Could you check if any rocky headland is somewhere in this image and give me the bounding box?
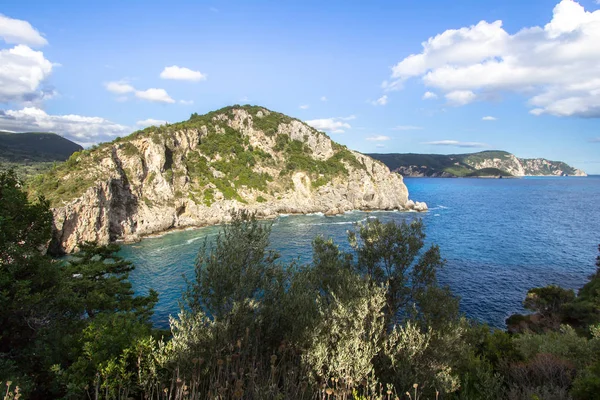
[368,151,587,178]
[28,105,426,253]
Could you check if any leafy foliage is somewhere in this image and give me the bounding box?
[0,172,158,398]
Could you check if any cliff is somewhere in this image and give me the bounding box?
[28,105,426,253]
[368,151,587,178]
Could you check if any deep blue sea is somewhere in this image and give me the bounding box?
[120,176,600,329]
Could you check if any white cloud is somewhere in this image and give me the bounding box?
[0,44,54,104]
[179,99,194,105]
[320,96,327,101]
[305,117,352,133]
[392,125,423,131]
[366,135,391,141]
[0,107,130,145]
[372,95,388,106]
[105,81,135,94]
[375,144,386,148]
[445,90,476,106]
[299,104,310,109]
[135,88,175,103]
[160,65,207,82]
[387,0,600,117]
[422,91,438,100]
[0,14,47,47]
[422,140,488,148]
[105,82,176,103]
[137,118,168,127]
[482,116,497,121]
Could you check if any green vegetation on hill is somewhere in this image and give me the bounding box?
[369,150,583,177]
[467,167,513,177]
[0,131,83,178]
[27,105,364,207]
[367,152,492,177]
[4,173,600,399]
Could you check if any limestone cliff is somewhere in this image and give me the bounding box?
[463,152,587,177]
[30,105,425,253]
[369,151,586,178]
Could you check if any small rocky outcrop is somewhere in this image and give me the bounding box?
[33,105,426,253]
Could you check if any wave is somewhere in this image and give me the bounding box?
[295,216,372,227]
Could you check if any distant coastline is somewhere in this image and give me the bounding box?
[369,150,587,178]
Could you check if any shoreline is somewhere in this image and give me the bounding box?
[116,207,426,245]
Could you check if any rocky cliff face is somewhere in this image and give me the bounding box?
[369,151,586,178]
[36,106,426,253]
[464,153,587,177]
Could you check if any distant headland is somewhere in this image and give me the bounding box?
[368,150,587,178]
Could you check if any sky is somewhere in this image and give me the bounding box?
[1,0,600,173]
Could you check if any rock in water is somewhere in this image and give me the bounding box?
[31,105,425,253]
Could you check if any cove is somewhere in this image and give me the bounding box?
[120,176,600,329]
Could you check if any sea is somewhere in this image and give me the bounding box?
[120,176,600,329]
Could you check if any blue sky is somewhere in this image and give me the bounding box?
[1,0,600,173]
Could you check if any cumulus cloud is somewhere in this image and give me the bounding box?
[422,140,488,148]
[299,104,310,109]
[0,107,131,145]
[0,14,47,47]
[446,90,476,106]
[372,95,388,106]
[305,116,353,133]
[105,81,135,94]
[482,116,497,121]
[105,81,176,104]
[160,65,207,82]
[136,118,168,127]
[0,45,54,104]
[392,125,423,131]
[366,135,391,141]
[387,0,600,117]
[135,88,175,103]
[422,91,438,100]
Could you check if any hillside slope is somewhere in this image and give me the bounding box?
[0,131,83,177]
[29,105,426,253]
[368,151,586,177]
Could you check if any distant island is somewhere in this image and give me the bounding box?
[368,150,587,178]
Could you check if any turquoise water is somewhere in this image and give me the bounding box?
[120,176,600,329]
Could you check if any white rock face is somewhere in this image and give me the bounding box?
[50,107,426,253]
[464,153,587,177]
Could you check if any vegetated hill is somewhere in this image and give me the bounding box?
[30,105,426,253]
[0,131,83,177]
[368,150,587,177]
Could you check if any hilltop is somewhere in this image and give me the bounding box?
[368,150,587,178]
[30,105,426,253]
[0,131,83,177]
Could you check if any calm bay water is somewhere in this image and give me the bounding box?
[120,176,600,329]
